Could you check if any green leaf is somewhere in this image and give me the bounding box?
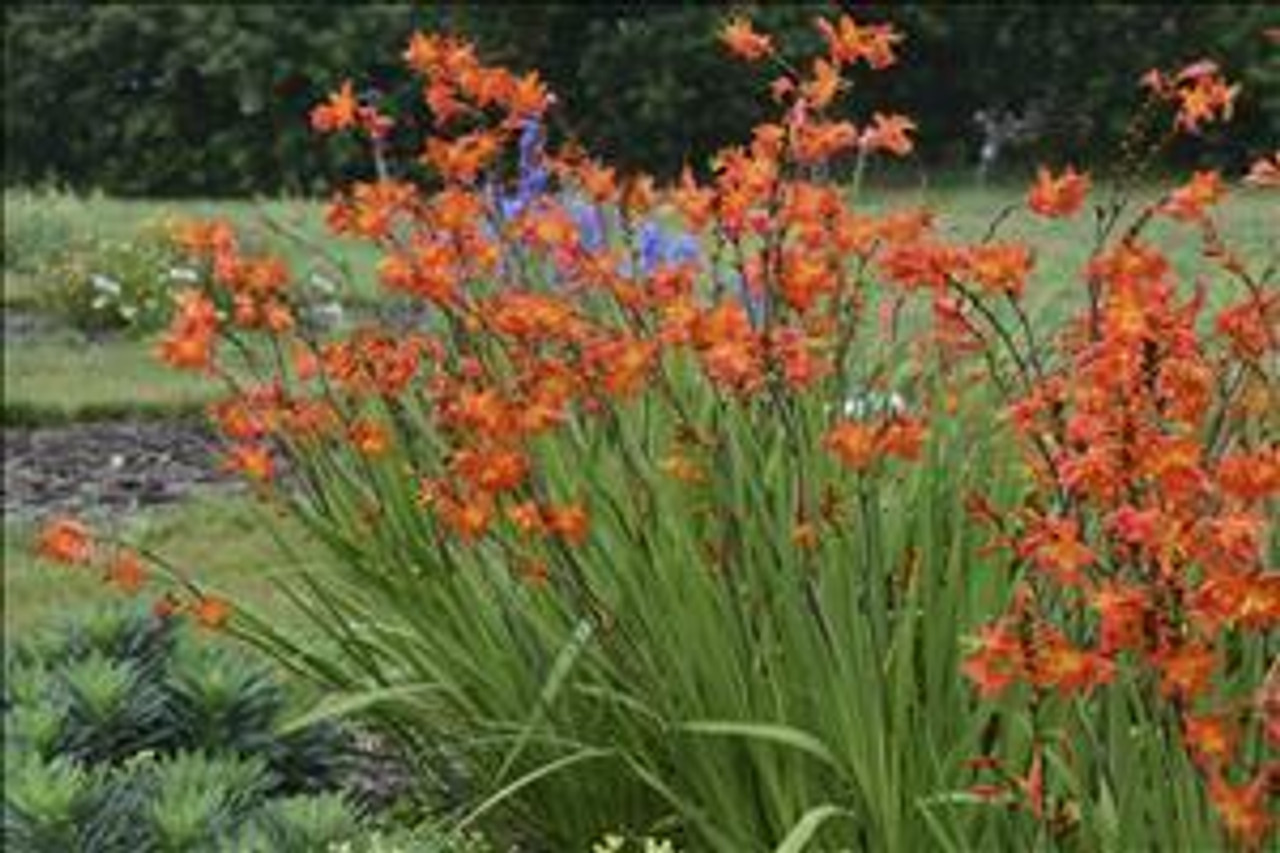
[277,682,448,735]
[678,720,841,771]
[773,804,855,853]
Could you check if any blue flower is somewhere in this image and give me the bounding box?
[567,197,607,253]
[515,119,548,201]
[633,220,703,276]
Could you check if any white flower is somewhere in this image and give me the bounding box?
[593,834,626,853]
[840,389,908,419]
[168,266,199,282]
[310,272,338,293]
[90,273,122,296]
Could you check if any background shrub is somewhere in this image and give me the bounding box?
[36,228,191,336]
[2,191,77,276]
[5,4,1276,195]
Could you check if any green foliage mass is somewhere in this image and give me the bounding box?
[5,4,1276,195]
[2,603,367,852]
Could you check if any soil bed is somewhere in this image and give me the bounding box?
[4,417,235,520]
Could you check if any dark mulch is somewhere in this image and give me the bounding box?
[3,417,236,520]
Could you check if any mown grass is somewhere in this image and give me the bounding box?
[3,190,383,303]
[3,495,323,634]
[2,331,223,426]
[5,182,1273,313]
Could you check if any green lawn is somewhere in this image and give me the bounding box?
[4,495,325,634]
[5,182,1273,312]
[3,190,383,305]
[3,331,223,425]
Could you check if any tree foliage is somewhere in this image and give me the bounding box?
[5,3,1276,195]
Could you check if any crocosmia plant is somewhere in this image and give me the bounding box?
[40,13,1277,850]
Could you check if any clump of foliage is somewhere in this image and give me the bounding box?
[5,6,1276,194]
[2,190,77,278]
[37,226,193,335]
[2,602,368,851]
[36,10,1278,852]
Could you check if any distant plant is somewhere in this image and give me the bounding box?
[2,190,77,277]
[37,226,194,335]
[2,602,368,851]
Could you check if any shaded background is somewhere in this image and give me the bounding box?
[5,3,1278,196]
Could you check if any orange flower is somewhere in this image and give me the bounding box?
[1172,61,1239,133]
[225,443,275,483]
[158,329,216,372]
[966,243,1033,297]
[692,301,764,393]
[576,160,619,204]
[962,620,1025,698]
[37,517,93,565]
[348,418,391,457]
[503,70,553,120]
[437,493,494,542]
[878,240,962,290]
[824,421,881,471]
[815,14,901,69]
[452,446,528,494]
[792,521,819,551]
[1244,152,1280,188]
[591,337,658,399]
[859,112,916,157]
[404,32,447,75]
[720,16,773,61]
[105,550,147,595]
[1217,447,1280,503]
[1091,582,1149,654]
[424,80,467,125]
[173,219,236,257]
[1153,641,1216,699]
[310,80,359,133]
[793,120,860,164]
[1208,770,1272,848]
[878,417,928,462]
[1195,569,1280,632]
[1031,630,1115,695]
[193,595,231,630]
[1017,515,1095,588]
[1160,170,1226,222]
[770,326,832,388]
[506,500,545,537]
[158,290,220,372]
[544,503,589,545]
[801,58,843,110]
[153,593,182,620]
[422,130,503,184]
[1216,294,1277,361]
[1027,166,1090,217]
[1184,713,1237,769]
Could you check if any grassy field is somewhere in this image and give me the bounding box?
[3,331,223,425]
[3,190,383,306]
[5,182,1272,307]
[4,494,324,634]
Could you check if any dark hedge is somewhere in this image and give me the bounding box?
[5,4,1276,195]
